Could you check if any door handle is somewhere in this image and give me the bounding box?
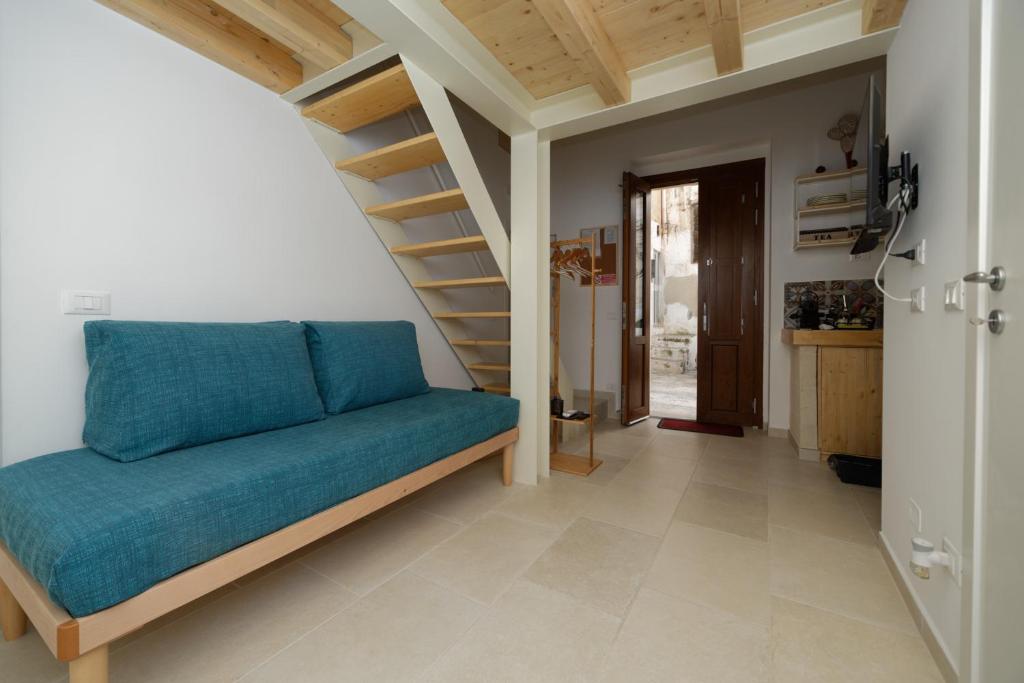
[964,266,1006,291]
[703,302,709,333]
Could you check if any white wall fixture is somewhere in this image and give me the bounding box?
[61,290,111,316]
[910,536,953,581]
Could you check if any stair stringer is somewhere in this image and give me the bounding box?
[402,58,511,284]
[300,117,502,388]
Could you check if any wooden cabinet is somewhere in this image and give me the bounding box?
[783,329,883,461]
[818,347,883,458]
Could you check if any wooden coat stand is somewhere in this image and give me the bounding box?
[550,236,601,476]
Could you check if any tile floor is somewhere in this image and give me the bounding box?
[1,420,942,682]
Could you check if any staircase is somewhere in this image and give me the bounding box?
[298,58,511,395]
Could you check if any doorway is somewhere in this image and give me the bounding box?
[621,158,765,427]
[650,183,700,419]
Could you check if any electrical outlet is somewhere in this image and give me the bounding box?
[912,239,926,266]
[911,286,926,312]
[943,537,962,587]
[909,499,923,533]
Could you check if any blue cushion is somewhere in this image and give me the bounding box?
[303,321,429,413]
[83,321,325,462]
[0,388,518,617]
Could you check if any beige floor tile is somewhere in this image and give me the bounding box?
[589,430,654,458]
[0,624,66,683]
[524,517,660,617]
[420,579,621,683]
[768,485,876,545]
[411,457,521,524]
[694,456,771,495]
[613,451,697,492]
[704,434,793,463]
[769,525,917,634]
[770,597,942,682]
[301,505,460,595]
[583,478,683,537]
[112,583,237,651]
[851,485,883,530]
[675,481,770,541]
[242,572,482,683]
[111,563,355,683]
[550,452,631,486]
[412,512,559,604]
[645,521,770,624]
[642,430,709,461]
[600,588,769,682]
[496,475,602,527]
[762,457,847,494]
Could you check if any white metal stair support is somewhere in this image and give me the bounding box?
[403,58,510,282]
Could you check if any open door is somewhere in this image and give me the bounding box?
[621,171,652,424]
[696,159,764,426]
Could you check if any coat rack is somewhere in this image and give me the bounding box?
[550,235,601,476]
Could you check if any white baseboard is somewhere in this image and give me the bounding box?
[878,531,959,682]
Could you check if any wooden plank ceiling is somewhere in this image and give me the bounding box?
[96,0,373,93]
[442,0,907,105]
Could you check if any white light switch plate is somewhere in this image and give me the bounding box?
[911,286,926,313]
[943,537,962,587]
[945,280,965,311]
[62,290,111,315]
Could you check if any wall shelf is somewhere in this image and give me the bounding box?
[793,168,868,251]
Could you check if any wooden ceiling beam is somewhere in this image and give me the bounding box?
[532,0,630,105]
[213,0,353,71]
[703,0,743,75]
[862,0,908,34]
[95,0,303,93]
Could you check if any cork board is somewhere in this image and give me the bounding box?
[579,226,618,286]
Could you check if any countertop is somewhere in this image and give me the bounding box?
[781,328,883,348]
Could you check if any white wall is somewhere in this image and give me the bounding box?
[880,0,970,671]
[551,64,883,428]
[0,0,472,465]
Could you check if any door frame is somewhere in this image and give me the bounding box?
[643,158,766,427]
[620,172,653,425]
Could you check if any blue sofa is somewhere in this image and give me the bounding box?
[0,320,518,682]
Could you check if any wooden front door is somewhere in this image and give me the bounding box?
[696,159,764,426]
[621,171,652,424]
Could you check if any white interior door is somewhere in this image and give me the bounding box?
[967,0,1024,678]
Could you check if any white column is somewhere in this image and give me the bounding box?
[510,130,550,483]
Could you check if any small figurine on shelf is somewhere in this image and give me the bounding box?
[828,114,860,169]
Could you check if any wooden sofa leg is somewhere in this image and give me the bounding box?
[502,443,514,486]
[70,645,108,683]
[0,578,27,641]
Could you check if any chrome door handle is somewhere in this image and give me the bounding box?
[703,302,708,333]
[964,266,1006,291]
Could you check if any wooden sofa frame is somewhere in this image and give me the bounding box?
[0,428,518,683]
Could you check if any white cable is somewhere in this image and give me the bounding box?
[874,183,913,303]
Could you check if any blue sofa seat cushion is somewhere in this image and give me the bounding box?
[0,388,518,617]
[303,321,429,414]
[83,321,325,462]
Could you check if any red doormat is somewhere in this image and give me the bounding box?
[657,418,743,438]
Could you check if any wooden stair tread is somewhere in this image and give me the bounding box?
[468,363,511,371]
[366,188,468,222]
[302,64,419,134]
[390,235,488,257]
[482,384,511,395]
[451,339,511,347]
[336,133,446,180]
[414,275,505,289]
[432,311,510,319]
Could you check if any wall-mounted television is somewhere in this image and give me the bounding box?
[851,75,892,255]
